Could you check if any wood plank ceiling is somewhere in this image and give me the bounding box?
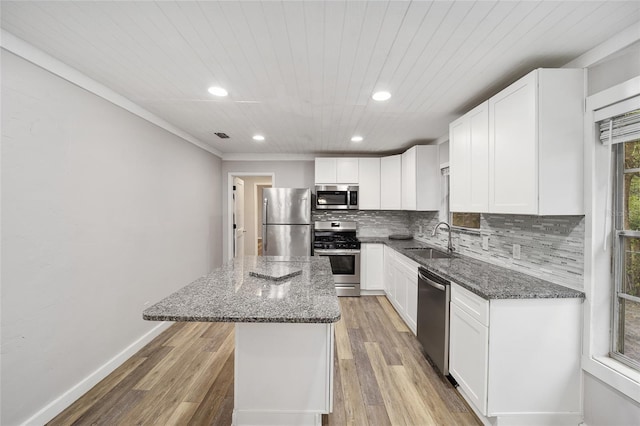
[2,1,639,155]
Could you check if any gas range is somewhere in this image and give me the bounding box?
[313,221,361,250]
[313,221,361,296]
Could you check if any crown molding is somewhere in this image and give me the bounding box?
[221,153,316,161]
[1,30,222,159]
[563,21,640,69]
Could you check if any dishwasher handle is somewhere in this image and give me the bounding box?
[418,270,447,291]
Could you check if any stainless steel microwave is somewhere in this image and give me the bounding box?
[315,185,358,210]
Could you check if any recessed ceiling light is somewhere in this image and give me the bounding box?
[208,86,228,97]
[252,135,265,141]
[351,136,363,142]
[372,91,391,101]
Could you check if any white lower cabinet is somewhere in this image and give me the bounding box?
[361,243,384,291]
[383,246,419,335]
[383,246,395,298]
[449,298,489,415]
[402,265,418,332]
[449,283,583,424]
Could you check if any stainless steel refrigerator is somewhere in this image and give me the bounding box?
[262,188,312,256]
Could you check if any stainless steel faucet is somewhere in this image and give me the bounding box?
[432,221,455,252]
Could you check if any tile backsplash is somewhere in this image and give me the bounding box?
[408,212,585,290]
[313,209,585,290]
[312,210,412,237]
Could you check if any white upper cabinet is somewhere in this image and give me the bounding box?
[337,158,359,183]
[401,145,439,211]
[488,68,584,215]
[314,158,359,184]
[314,158,337,184]
[449,101,489,212]
[380,155,402,210]
[358,158,381,210]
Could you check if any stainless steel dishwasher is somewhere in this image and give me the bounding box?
[417,267,451,376]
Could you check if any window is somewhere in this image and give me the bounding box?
[610,109,640,370]
[452,212,481,229]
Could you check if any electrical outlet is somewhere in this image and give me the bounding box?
[482,235,489,251]
[513,244,521,260]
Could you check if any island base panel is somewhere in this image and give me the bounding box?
[233,322,334,426]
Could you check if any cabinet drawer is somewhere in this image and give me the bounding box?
[451,283,489,326]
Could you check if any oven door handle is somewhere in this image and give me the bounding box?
[314,249,360,255]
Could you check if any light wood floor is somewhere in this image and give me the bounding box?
[49,296,481,425]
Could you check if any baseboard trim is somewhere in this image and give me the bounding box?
[21,321,173,426]
[456,387,582,426]
[360,290,386,296]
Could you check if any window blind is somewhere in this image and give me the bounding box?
[599,108,640,145]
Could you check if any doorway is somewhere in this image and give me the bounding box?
[229,173,273,260]
[255,184,272,255]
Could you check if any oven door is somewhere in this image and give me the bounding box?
[314,249,361,296]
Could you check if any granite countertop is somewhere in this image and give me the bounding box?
[359,236,585,300]
[143,256,340,323]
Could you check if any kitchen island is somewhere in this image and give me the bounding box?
[143,256,340,426]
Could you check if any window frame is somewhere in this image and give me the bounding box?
[612,141,640,371]
[583,76,640,405]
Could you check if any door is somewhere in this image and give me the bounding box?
[449,302,489,415]
[449,115,471,211]
[315,158,337,184]
[233,177,245,257]
[358,158,381,210]
[401,147,417,210]
[380,155,402,210]
[489,71,537,214]
[469,102,489,212]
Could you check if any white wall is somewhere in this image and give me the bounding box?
[583,373,640,425]
[587,40,640,96]
[1,50,223,425]
[221,160,314,260]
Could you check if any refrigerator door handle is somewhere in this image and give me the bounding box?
[263,198,268,253]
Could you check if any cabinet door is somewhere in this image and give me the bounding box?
[392,261,405,311]
[401,148,417,210]
[358,158,381,210]
[336,158,359,183]
[383,248,396,299]
[489,72,537,214]
[380,155,402,210]
[469,102,489,212]
[361,244,384,290]
[449,302,489,415]
[404,266,418,334]
[315,158,337,184]
[449,116,470,212]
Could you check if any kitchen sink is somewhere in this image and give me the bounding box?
[403,247,453,259]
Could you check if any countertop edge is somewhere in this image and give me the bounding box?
[142,313,342,323]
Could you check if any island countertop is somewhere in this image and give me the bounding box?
[143,256,340,323]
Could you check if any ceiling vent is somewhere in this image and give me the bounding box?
[214,132,230,139]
